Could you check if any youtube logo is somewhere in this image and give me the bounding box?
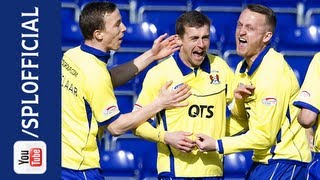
[14,141,46,174]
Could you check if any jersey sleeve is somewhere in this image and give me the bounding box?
[294,53,320,113]
[133,68,165,142]
[219,66,295,154]
[225,64,238,105]
[224,61,249,136]
[84,66,120,124]
[226,114,249,136]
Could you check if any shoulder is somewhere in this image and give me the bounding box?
[311,52,320,65]
[148,55,177,73]
[206,53,233,72]
[313,52,320,59]
[264,48,289,70]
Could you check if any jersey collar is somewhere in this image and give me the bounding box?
[80,42,111,63]
[239,44,271,76]
[174,51,211,76]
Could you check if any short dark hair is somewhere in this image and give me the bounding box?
[175,11,211,37]
[79,2,117,40]
[246,4,277,33]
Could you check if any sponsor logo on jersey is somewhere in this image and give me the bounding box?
[299,90,311,102]
[171,83,184,90]
[188,104,214,118]
[262,97,277,106]
[103,105,119,116]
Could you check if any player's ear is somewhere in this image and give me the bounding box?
[263,31,272,43]
[93,30,103,41]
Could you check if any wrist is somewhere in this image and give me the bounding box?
[153,96,166,111]
[143,50,155,62]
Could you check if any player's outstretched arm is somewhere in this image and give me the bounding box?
[107,81,191,136]
[109,34,180,88]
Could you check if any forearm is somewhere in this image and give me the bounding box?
[133,122,165,143]
[226,115,248,136]
[109,50,155,88]
[230,98,247,120]
[107,99,164,136]
[219,129,274,154]
[109,61,138,88]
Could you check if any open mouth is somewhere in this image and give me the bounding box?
[238,37,247,49]
[239,37,247,44]
[193,51,205,57]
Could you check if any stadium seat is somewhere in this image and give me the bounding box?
[277,25,320,84]
[224,151,253,180]
[61,20,83,52]
[61,2,80,22]
[209,25,223,57]
[61,2,82,51]
[111,133,158,180]
[108,0,137,25]
[304,0,320,26]
[221,27,243,72]
[114,89,137,114]
[137,0,192,35]
[246,0,304,27]
[61,0,79,3]
[121,22,158,48]
[193,0,244,32]
[78,0,136,24]
[100,150,140,179]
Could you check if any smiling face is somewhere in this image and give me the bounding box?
[179,25,210,68]
[236,8,272,61]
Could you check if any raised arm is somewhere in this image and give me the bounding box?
[109,34,180,87]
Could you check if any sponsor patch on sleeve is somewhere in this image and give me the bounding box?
[262,97,277,106]
[299,90,311,101]
[133,104,142,112]
[103,105,119,117]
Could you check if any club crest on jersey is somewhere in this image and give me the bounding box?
[210,74,220,84]
[103,105,118,116]
[262,97,277,106]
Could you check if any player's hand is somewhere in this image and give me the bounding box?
[156,81,191,109]
[164,131,195,153]
[151,34,181,60]
[195,133,217,152]
[234,83,255,100]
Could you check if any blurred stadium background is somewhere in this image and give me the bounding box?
[61,0,320,179]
